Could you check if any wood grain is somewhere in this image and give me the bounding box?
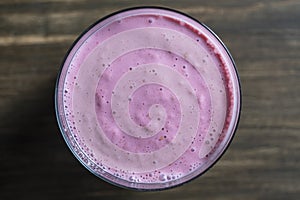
[0,0,299,199]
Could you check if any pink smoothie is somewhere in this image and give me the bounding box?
[55,7,241,190]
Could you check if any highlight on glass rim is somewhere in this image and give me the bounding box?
[55,7,241,190]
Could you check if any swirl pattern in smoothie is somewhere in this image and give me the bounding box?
[56,8,241,189]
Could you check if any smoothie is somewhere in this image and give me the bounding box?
[55,7,241,190]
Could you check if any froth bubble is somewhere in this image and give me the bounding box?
[159,174,166,182]
[148,18,154,24]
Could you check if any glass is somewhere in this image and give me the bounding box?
[55,7,241,191]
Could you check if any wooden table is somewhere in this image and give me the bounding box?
[1,0,299,199]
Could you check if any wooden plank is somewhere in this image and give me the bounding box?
[0,0,299,199]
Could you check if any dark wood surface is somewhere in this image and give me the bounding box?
[1,0,299,199]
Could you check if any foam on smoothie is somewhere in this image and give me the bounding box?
[59,9,239,186]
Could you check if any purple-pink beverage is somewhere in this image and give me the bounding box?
[55,7,241,190]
